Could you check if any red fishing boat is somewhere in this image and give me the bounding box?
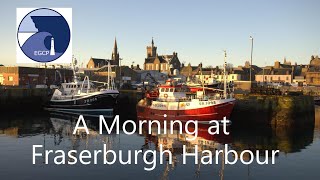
[137,51,235,123]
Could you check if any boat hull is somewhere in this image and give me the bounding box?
[137,99,235,122]
[46,92,118,117]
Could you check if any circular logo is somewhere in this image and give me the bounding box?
[17,8,71,63]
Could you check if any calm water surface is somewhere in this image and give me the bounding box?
[0,107,320,180]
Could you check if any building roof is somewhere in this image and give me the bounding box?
[131,65,141,71]
[89,58,120,66]
[257,68,292,75]
[145,55,168,64]
[90,58,107,65]
[310,55,320,66]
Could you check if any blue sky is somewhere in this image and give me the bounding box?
[0,0,319,67]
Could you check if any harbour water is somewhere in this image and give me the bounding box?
[0,107,319,180]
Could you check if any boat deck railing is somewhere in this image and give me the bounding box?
[156,93,234,102]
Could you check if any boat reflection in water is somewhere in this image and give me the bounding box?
[139,121,232,178]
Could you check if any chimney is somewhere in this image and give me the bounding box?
[137,64,140,69]
[245,61,250,68]
[131,64,134,69]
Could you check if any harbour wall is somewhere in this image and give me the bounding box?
[232,94,315,127]
[0,88,316,129]
[0,87,49,112]
[114,90,144,120]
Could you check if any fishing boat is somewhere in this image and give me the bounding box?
[137,51,235,122]
[45,58,119,117]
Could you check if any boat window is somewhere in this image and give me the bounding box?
[165,88,169,92]
[160,88,164,92]
[170,88,174,92]
[78,85,80,88]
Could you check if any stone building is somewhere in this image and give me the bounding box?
[86,38,120,69]
[306,55,320,86]
[92,66,140,85]
[181,61,260,83]
[86,58,108,69]
[180,63,201,77]
[143,38,181,74]
[0,66,73,87]
[255,60,294,84]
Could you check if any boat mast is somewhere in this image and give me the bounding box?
[107,60,110,89]
[223,50,227,99]
[72,55,78,82]
[200,63,205,96]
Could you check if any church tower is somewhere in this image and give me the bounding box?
[146,37,157,57]
[111,38,120,66]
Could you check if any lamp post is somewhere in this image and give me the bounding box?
[249,36,254,81]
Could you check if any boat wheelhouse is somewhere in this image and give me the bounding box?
[137,51,235,122]
[46,59,119,117]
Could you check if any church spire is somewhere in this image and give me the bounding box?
[151,37,154,47]
[113,37,118,52]
[111,37,120,66]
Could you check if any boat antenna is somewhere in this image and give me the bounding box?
[223,50,227,99]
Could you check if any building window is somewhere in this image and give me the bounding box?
[0,75,4,85]
[286,77,289,81]
[8,76,13,81]
[278,77,280,81]
[271,77,273,81]
[232,75,234,80]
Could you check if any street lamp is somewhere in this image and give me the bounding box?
[249,36,254,81]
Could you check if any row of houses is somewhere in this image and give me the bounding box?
[2,56,320,87]
[2,36,320,87]
[255,56,320,86]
